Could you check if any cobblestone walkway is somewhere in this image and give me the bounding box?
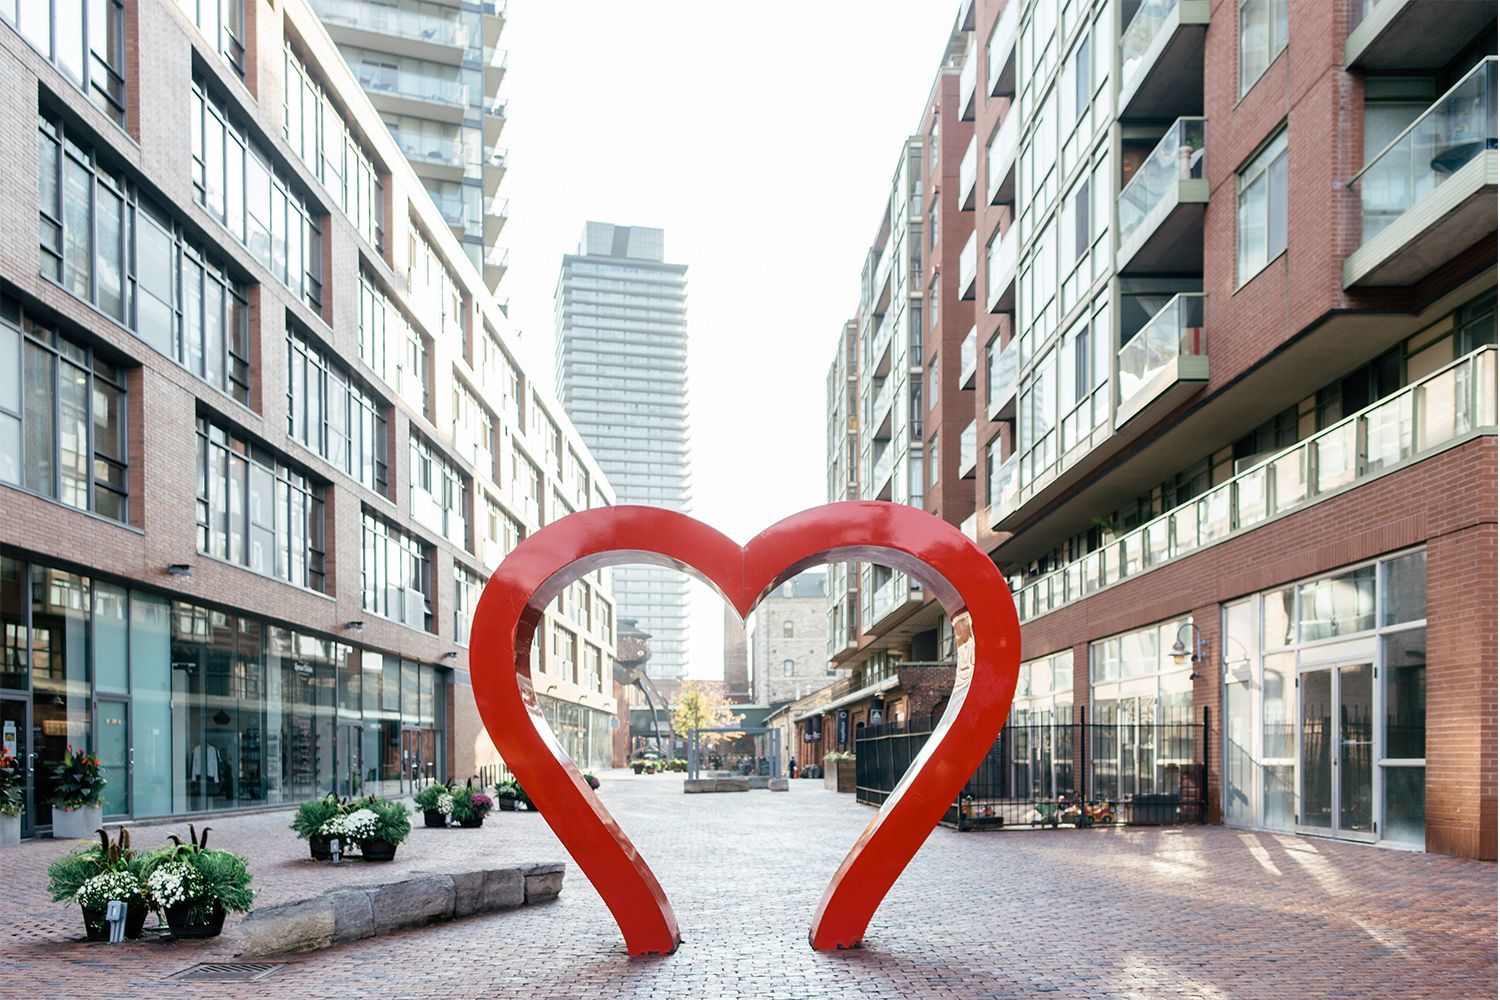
[0,771,1494,998]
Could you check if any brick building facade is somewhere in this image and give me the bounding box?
[0,0,618,837]
[823,0,1496,859]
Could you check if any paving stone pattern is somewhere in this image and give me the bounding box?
[0,772,1494,998]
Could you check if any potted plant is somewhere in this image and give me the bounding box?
[49,746,105,839]
[414,783,455,828]
[631,760,644,775]
[290,794,347,860]
[512,779,533,811]
[451,791,493,828]
[0,749,23,847]
[342,797,410,861]
[823,751,857,793]
[142,825,253,939]
[493,778,519,811]
[46,827,150,941]
[582,771,601,790]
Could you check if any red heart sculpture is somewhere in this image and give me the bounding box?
[468,501,1020,955]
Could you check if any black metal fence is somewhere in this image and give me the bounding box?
[854,708,1211,830]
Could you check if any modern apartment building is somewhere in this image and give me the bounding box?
[555,222,693,679]
[309,0,510,296]
[820,0,1496,859]
[0,0,616,838]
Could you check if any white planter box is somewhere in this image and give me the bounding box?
[51,804,102,840]
[0,813,19,847]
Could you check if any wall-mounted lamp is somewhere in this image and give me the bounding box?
[441,650,458,660]
[167,564,192,578]
[345,620,365,631]
[1170,622,1208,680]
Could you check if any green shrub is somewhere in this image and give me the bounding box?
[48,828,143,903]
[290,794,345,840]
[141,826,253,919]
[413,783,452,811]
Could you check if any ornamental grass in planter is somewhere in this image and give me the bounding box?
[46,827,150,941]
[341,796,410,861]
[449,780,493,828]
[49,746,106,840]
[141,825,253,939]
[414,783,455,828]
[291,794,350,859]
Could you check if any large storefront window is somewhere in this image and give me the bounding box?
[537,693,612,771]
[1090,618,1196,802]
[1223,550,1426,847]
[1006,651,1075,801]
[0,550,447,835]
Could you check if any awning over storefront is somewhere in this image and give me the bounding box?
[793,675,899,723]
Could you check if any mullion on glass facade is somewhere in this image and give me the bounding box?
[192,78,324,312]
[409,431,467,547]
[174,0,246,76]
[0,291,129,522]
[196,416,326,591]
[287,326,390,496]
[360,511,433,631]
[1,0,126,125]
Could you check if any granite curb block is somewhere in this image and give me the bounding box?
[240,862,565,956]
[682,777,750,793]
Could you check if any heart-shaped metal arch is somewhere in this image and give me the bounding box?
[468,501,1021,955]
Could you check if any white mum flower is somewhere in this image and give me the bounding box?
[342,808,379,841]
[437,793,454,816]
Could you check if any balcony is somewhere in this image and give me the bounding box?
[987,108,1018,205]
[1117,117,1207,275]
[959,136,978,210]
[959,421,977,479]
[869,312,895,377]
[1014,346,1497,623]
[987,0,1018,98]
[870,445,897,501]
[1118,0,1208,121]
[483,146,508,196]
[987,335,1018,419]
[1344,57,1497,288]
[959,41,977,121]
[986,224,1018,312]
[312,0,469,57]
[355,66,469,120]
[987,453,1018,529]
[389,129,477,183]
[958,233,978,301]
[1346,0,1497,70]
[870,376,895,441]
[485,196,510,242]
[959,327,977,390]
[870,573,919,627]
[485,245,509,280]
[1115,294,1208,429]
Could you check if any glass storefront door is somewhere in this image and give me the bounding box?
[96,697,129,817]
[1298,663,1375,841]
[1,696,31,837]
[337,722,363,797]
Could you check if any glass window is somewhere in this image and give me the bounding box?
[409,433,468,547]
[1237,130,1288,285]
[1238,0,1288,97]
[1297,564,1375,641]
[197,417,326,591]
[1381,550,1427,626]
[3,0,125,123]
[361,512,433,631]
[0,295,130,522]
[175,0,245,75]
[287,328,389,495]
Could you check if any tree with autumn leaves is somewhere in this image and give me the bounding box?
[671,681,743,747]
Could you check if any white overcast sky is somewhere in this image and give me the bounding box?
[501,1,960,679]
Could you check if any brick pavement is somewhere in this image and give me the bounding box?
[0,771,1494,999]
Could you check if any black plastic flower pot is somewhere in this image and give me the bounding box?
[423,809,446,828]
[496,798,516,811]
[309,836,331,861]
[164,900,227,939]
[458,816,484,829]
[361,837,398,862]
[81,901,149,942]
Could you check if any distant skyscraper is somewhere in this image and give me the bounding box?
[311,0,511,297]
[556,223,692,678]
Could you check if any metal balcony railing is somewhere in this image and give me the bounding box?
[1014,346,1497,622]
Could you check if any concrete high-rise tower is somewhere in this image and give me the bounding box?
[556,223,692,678]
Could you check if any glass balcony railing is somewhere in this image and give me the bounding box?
[987,225,1018,310]
[1118,117,1206,250]
[1118,293,1207,407]
[872,444,897,490]
[959,43,977,119]
[1353,57,1496,243]
[1014,346,1496,623]
[960,421,977,475]
[389,129,478,172]
[312,0,470,49]
[959,136,978,207]
[871,376,895,431]
[959,327,978,389]
[872,574,909,623]
[988,336,1018,414]
[958,233,977,298]
[1349,0,1382,30]
[1121,0,1182,96]
[871,312,895,367]
[988,452,1017,521]
[987,0,1018,97]
[987,108,1018,203]
[355,65,469,109]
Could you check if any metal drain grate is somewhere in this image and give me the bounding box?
[171,962,284,983]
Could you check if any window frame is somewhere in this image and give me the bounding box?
[1236,128,1290,288]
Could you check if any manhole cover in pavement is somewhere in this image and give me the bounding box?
[171,962,284,982]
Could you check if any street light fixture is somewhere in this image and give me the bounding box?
[1170,622,1207,680]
